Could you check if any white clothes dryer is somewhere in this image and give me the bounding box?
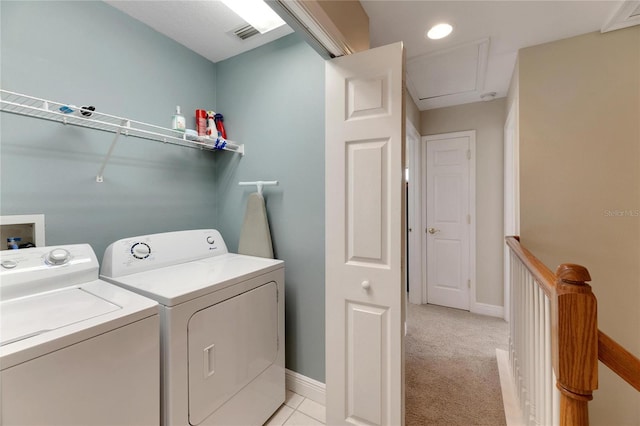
[0,244,160,426]
[100,229,285,426]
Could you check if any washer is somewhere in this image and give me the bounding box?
[100,229,285,426]
[0,244,160,426]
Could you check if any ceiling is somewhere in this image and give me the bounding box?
[106,0,639,110]
[362,0,636,110]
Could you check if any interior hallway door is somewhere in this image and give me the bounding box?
[325,42,405,426]
[424,131,475,311]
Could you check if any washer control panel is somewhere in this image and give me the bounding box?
[101,229,228,278]
[1,245,95,271]
[0,244,99,301]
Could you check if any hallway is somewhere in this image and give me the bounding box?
[406,303,508,425]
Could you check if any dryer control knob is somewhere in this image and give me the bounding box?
[131,242,151,259]
[206,236,215,244]
[47,248,71,265]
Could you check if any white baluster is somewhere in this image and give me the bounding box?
[531,283,536,425]
[544,295,552,426]
[515,257,524,408]
[519,262,526,414]
[535,286,544,425]
[552,370,561,426]
[530,276,537,425]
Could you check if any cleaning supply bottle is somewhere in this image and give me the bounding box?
[206,111,216,138]
[7,237,21,250]
[171,106,186,132]
[196,109,207,136]
[214,113,227,139]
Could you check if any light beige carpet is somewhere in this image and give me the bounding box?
[406,303,508,426]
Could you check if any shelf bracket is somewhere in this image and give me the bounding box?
[96,119,129,183]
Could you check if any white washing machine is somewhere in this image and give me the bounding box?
[100,229,285,426]
[0,244,160,426]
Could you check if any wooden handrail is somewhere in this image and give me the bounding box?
[598,330,640,392]
[505,236,556,298]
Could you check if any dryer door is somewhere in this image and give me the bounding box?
[187,282,278,425]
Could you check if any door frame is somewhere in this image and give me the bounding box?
[503,99,519,322]
[419,130,476,311]
[406,119,423,305]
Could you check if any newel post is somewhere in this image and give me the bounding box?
[552,264,599,426]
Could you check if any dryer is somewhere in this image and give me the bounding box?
[100,229,285,426]
[0,244,160,425]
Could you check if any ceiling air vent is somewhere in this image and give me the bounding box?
[232,24,260,41]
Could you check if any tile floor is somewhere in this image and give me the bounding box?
[264,390,326,425]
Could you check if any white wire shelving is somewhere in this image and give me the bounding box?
[0,89,244,182]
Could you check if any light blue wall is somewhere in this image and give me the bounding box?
[1,1,219,259]
[215,34,326,382]
[1,1,327,383]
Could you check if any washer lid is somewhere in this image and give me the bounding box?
[0,279,158,369]
[101,253,283,306]
[1,287,120,346]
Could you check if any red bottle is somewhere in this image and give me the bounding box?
[195,109,207,136]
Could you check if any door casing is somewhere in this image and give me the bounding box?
[406,120,423,305]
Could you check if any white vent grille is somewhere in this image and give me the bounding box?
[232,24,259,40]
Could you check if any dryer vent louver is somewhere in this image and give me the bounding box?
[232,24,260,40]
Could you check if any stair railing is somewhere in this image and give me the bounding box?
[505,236,640,426]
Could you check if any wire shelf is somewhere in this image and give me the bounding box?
[0,89,244,155]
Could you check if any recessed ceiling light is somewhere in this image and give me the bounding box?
[426,23,453,40]
[221,0,286,34]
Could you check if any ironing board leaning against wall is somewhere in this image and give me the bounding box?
[238,181,277,259]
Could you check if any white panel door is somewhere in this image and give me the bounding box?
[425,132,473,310]
[325,42,405,426]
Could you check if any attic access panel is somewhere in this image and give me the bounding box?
[406,38,489,101]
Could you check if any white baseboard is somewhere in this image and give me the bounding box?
[285,369,326,405]
[496,349,525,426]
[471,302,504,318]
